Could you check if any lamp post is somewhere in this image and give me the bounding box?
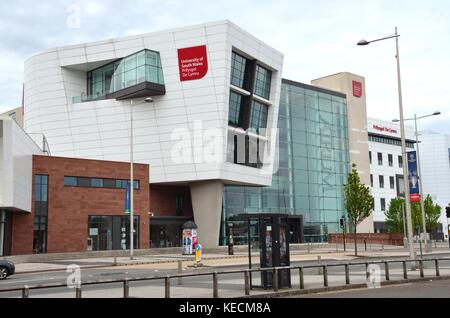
[130,99,134,260]
[393,111,441,251]
[357,27,416,263]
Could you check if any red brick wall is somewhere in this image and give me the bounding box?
[12,155,150,255]
[328,233,404,246]
[149,184,193,217]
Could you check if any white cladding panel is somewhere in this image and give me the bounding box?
[23,21,284,185]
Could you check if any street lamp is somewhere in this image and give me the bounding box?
[393,111,441,251]
[357,27,416,263]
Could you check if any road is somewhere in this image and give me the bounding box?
[2,255,450,298]
[298,278,450,298]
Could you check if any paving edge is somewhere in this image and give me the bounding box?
[239,275,450,298]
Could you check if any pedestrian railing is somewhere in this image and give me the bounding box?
[1,256,449,298]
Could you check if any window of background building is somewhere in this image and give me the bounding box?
[388,154,393,167]
[253,64,271,99]
[390,176,395,189]
[380,198,386,211]
[379,175,384,188]
[369,151,372,164]
[398,155,403,168]
[378,152,383,165]
[370,174,373,187]
[249,100,269,130]
[228,91,243,127]
[230,52,247,88]
[34,175,48,254]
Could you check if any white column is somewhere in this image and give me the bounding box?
[190,180,224,248]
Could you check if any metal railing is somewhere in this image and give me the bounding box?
[1,256,448,298]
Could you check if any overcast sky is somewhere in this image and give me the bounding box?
[0,0,449,133]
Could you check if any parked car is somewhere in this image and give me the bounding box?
[0,260,15,280]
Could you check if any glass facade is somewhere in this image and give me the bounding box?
[369,134,414,148]
[222,80,350,244]
[73,49,164,103]
[253,65,271,99]
[64,176,139,190]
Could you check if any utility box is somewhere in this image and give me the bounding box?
[181,221,198,255]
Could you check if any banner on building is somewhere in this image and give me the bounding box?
[407,151,421,202]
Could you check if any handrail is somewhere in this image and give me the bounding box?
[0,256,449,296]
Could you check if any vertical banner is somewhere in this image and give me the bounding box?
[124,181,131,214]
[407,151,420,202]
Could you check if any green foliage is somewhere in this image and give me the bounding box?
[344,163,374,227]
[384,194,442,233]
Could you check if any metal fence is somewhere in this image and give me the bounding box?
[0,257,448,298]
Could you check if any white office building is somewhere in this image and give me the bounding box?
[367,118,415,233]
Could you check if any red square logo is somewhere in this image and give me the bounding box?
[352,80,362,97]
[177,45,208,82]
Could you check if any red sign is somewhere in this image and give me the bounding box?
[352,80,362,97]
[410,193,421,202]
[177,45,208,81]
[372,125,397,134]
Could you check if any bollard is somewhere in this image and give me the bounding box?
[435,259,440,277]
[244,270,250,295]
[213,271,219,298]
[22,285,29,298]
[165,275,171,298]
[323,265,328,287]
[75,286,82,298]
[123,279,129,298]
[345,264,350,285]
[384,262,390,281]
[364,240,367,251]
[365,263,369,279]
[114,257,117,266]
[403,261,408,279]
[273,268,279,292]
[177,260,183,285]
[419,260,424,278]
[299,267,304,290]
[317,256,323,274]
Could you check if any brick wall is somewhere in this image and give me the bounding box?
[12,155,150,255]
[328,233,404,246]
[149,184,193,217]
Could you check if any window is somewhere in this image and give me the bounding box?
[230,52,247,88]
[390,176,395,189]
[249,100,269,130]
[398,155,403,168]
[33,175,48,254]
[253,65,271,99]
[368,134,414,148]
[228,91,243,127]
[379,175,384,188]
[380,198,386,211]
[369,151,372,164]
[370,174,373,187]
[377,152,383,165]
[64,176,140,190]
[176,195,183,217]
[388,154,393,167]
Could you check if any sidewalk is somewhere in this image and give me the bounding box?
[10,242,450,274]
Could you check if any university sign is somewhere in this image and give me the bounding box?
[372,124,398,134]
[177,45,208,81]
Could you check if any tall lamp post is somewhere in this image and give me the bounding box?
[357,27,416,263]
[393,111,441,251]
[130,99,134,260]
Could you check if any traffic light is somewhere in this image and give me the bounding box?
[339,217,345,229]
[446,206,450,218]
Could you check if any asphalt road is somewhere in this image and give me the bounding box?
[299,278,450,298]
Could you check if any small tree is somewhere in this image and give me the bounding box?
[385,198,405,233]
[411,194,441,233]
[344,163,374,256]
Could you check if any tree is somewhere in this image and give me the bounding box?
[344,163,374,256]
[384,198,405,234]
[385,195,441,235]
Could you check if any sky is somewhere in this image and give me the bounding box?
[0,0,449,133]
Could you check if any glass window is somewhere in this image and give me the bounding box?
[91,178,103,188]
[388,154,393,167]
[64,176,77,186]
[377,152,383,165]
[390,176,395,189]
[379,175,384,188]
[398,155,403,168]
[370,174,373,187]
[369,151,372,164]
[33,174,48,254]
[77,177,91,187]
[249,100,269,130]
[228,91,243,127]
[103,179,115,188]
[380,198,386,211]
[230,52,247,88]
[253,64,271,99]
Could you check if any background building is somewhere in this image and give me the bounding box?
[367,118,415,233]
[0,107,23,128]
[420,131,450,238]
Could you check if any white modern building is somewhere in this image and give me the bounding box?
[23,20,284,247]
[367,117,415,232]
[420,131,450,238]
